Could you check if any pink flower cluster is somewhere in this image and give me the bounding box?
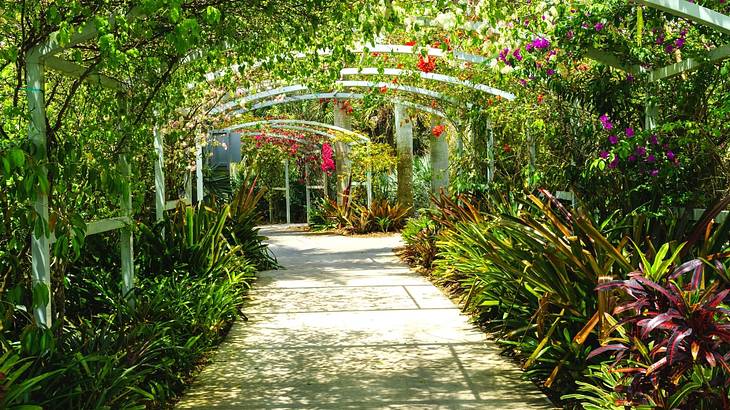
[321,143,335,174]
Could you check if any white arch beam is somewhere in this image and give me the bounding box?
[237,131,322,149]
[200,44,490,84]
[339,68,515,100]
[244,92,452,122]
[212,81,472,117]
[222,120,369,143]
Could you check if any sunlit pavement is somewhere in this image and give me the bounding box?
[176,225,553,409]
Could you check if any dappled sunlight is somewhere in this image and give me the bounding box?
[176,227,551,409]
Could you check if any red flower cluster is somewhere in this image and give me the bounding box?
[337,100,354,114]
[321,143,335,174]
[417,55,437,73]
[431,124,445,138]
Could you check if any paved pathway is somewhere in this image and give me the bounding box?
[177,225,552,409]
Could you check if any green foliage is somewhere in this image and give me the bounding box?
[308,198,410,234]
[400,215,438,269]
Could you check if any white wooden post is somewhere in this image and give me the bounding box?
[366,168,373,208]
[323,172,329,200]
[305,165,311,224]
[487,118,495,184]
[430,116,449,196]
[395,103,414,212]
[185,173,193,204]
[528,129,536,173]
[119,155,134,306]
[645,101,658,131]
[284,160,291,224]
[27,52,52,327]
[153,127,165,222]
[195,142,204,202]
[333,102,352,206]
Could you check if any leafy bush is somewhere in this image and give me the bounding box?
[308,198,410,234]
[576,256,730,409]
[400,215,439,269]
[0,197,266,408]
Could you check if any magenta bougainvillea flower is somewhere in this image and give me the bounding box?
[599,150,609,159]
[600,114,613,130]
[636,146,647,157]
[321,143,335,173]
[608,135,618,145]
[625,127,635,138]
[666,150,676,160]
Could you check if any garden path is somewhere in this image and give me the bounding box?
[176,225,552,409]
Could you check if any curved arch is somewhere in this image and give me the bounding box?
[237,131,322,150]
[211,81,468,116]
[222,120,369,143]
[245,92,453,123]
[339,68,515,100]
[199,43,490,84]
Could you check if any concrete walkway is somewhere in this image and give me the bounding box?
[177,225,552,409]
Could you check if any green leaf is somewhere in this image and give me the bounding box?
[205,6,221,24]
[9,148,25,167]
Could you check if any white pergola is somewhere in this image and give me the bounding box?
[218,121,374,224]
[23,0,730,328]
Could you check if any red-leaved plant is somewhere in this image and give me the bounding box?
[591,258,730,409]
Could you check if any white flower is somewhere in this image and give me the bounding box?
[434,12,457,31]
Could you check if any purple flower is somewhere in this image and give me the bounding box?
[650,135,658,144]
[600,114,614,130]
[650,169,659,177]
[595,22,604,31]
[666,150,676,160]
[513,48,523,62]
[626,127,635,138]
[628,155,637,162]
[599,150,610,159]
[675,37,686,48]
[626,74,635,82]
[546,68,556,76]
[646,154,656,163]
[608,158,619,169]
[635,146,647,157]
[566,30,574,40]
[519,79,528,86]
[532,37,550,50]
[608,135,618,145]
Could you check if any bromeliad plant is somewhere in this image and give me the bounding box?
[585,255,730,409]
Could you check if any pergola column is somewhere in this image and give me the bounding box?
[119,155,135,306]
[195,142,204,203]
[486,118,495,184]
[430,116,449,196]
[394,103,414,212]
[154,127,165,222]
[284,160,291,224]
[333,101,352,206]
[645,101,658,131]
[27,52,52,327]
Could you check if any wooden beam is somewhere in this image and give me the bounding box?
[584,48,641,74]
[649,44,730,82]
[44,56,127,90]
[86,216,131,236]
[637,0,730,36]
[33,8,145,58]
